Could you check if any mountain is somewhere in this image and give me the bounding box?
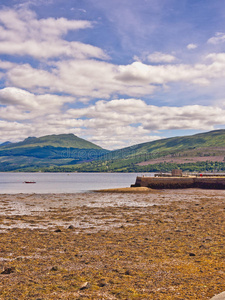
[101,129,225,159]
[54,130,225,173]
[0,141,12,147]
[1,130,225,172]
[0,134,109,171]
[0,134,102,150]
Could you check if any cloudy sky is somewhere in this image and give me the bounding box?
[0,0,225,149]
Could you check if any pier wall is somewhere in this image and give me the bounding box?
[132,176,225,189]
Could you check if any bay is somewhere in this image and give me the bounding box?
[0,172,154,194]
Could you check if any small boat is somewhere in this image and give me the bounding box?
[24,181,36,184]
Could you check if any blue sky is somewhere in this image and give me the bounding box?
[0,0,225,149]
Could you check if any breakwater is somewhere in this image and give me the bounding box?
[132,176,225,189]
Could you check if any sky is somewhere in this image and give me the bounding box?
[0,0,225,149]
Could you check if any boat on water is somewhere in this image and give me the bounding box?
[131,170,225,189]
[24,181,36,184]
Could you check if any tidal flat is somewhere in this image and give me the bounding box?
[0,189,225,299]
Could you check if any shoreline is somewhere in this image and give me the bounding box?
[0,190,225,299]
[94,186,155,193]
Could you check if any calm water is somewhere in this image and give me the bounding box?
[0,172,154,194]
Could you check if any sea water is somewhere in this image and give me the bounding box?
[0,172,154,194]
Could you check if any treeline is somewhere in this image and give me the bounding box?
[39,160,225,173]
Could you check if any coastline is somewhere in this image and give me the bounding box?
[0,190,225,299]
[94,186,155,193]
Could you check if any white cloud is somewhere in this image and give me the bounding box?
[207,32,225,44]
[1,8,225,148]
[0,120,30,143]
[0,60,15,69]
[0,87,74,120]
[206,53,225,63]
[0,40,107,60]
[0,87,38,108]
[1,97,225,148]
[187,43,197,50]
[65,99,225,148]
[67,99,225,132]
[115,61,213,86]
[147,52,176,63]
[5,54,225,101]
[6,60,156,98]
[0,8,107,60]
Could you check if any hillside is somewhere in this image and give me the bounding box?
[1,130,225,172]
[0,134,108,171]
[0,134,102,150]
[49,130,225,173]
[102,129,225,160]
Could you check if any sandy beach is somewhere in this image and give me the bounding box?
[0,189,225,299]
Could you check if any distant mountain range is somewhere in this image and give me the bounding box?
[61,129,225,173]
[0,130,225,172]
[0,134,108,171]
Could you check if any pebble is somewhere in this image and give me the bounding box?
[125,270,133,275]
[1,267,16,274]
[98,278,107,287]
[68,225,75,229]
[50,266,59,271]
[80,282,90,290]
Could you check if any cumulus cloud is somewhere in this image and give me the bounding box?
[187,43,197,50]
[206,52,225,63]
[0,60,15,69]
[207,32,225,44]
[1,7,225,148]
[0,8,107,60]
[6,54,225,101]
[115,61,218,86]
[0,87,74,120]
[0,87,38,108]
[67,99,225,132]
[1,96,225,148]
[147,52,176,63]
[6,60,156,98]
[65,99,225,148]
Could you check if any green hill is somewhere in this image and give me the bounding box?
[1,130,225,172]
[101,129,225,160]
[1,134,102,150]
[0,134,108,171]
[52,130,225,173]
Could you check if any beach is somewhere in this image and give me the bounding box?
[0,189,225,299]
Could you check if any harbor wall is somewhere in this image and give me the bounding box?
[132,176,225,189]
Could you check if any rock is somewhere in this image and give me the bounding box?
[50,266,59,271]
[80,282,90,290]
[54,229,62,232]
[189,253,196,256]
[68,225,75,229]
[98,278,107,287]
[1,267,16,274]
[210,291,225,299]
[125,270,133,275]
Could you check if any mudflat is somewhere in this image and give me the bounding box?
[0,189,225,299]
[94,187,154,193]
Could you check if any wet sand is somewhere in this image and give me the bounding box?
[94,187,155,193]
[0,189,225,299]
